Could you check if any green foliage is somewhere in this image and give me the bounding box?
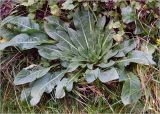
[1,16,40,32]
[0,16,54,50]
[62,0,75,10]
[1,0,159,112]
[4,8,154,106]
[20,71,66,106]
[14,65,52,85]
[0,33,50,50]
[121,6,135,24]
[121,72,141,105]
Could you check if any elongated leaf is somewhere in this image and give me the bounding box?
[115,39,137,57]
[103,50,118,62]
[97,60,115,68]
[44,16,68,38]
[67,27,84,49]
[37,45,62,60]
[66,80,74,92]
[1,16,39,32]
[55,76,75,99]
[30,72,64,105]
[55,78,68,99]
[0,33,51,50]
[98,67,119,82]
[116,64,128,82]
[44,18,77,50]
[68,62,82,72]
[14,66,51,85]
[20,88,31,101]
[123,50,156,66]
[73,9,94,49]
[0,27,16,40]
[121,72,141,105]
[96,16,106,30]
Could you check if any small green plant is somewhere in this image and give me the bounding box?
[0,8,156,106]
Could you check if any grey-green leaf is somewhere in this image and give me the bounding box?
[1,16,39,32]
[115,39,137,57]
[0,33,50,50]
[20,88,31,101]
[123,50,156,66]
[55,78,68,99]
[62,0,75,10]
[68,62,82,72]
[121,72,141,105]
[14,66,51,85]
[121,6,135,24]
[98,67,119,83]
[44,18,77,50]
[96,16,106,29]
[97,60,115,68]
[30,72,64,106]
[66,80,73,92]
[37,45,61,60]
[0,27,16,40]
[84,68,100,83]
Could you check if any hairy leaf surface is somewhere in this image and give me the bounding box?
[121,72,141,105]
[14,65,51,85]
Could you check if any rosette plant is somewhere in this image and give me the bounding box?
[0,8,155,106]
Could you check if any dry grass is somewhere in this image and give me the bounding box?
[1,48,160,113]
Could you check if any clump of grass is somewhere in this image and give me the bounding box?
[136,64,160,113]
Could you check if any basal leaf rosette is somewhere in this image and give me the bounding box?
[14,9,156,106]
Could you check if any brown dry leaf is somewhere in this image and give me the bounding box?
[51,5,61,16]
[113,34,123,42]
[108,20,121,29]
[0,38,8,43]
